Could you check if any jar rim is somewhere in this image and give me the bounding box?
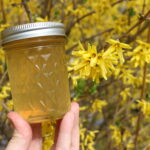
[1,22,66,45]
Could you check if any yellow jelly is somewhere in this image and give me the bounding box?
[2,22,70,123]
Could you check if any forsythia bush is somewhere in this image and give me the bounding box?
[0,0,150,149]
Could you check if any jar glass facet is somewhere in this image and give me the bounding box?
[3,36,70,123]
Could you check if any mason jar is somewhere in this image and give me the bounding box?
[1,22,70,123]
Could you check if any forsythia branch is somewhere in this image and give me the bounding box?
[120,10,150,39]
[134,21,150,150]
[66,0,127,36]
[0,0,7,23]
[0,70,10,112]
[21,0,33,22]
[127,21,150,43]
[66,11,95,36]
[66,28,114,54]
[0,70,8,87]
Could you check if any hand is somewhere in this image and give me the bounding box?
[6,102,79,150]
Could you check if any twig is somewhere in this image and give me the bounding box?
[66,28,114,54]
[21,0,33,22]
[119,10,150,39]
[0,70,8,87]
[66,11,95,36]
[143,143,150,150]
[72,0,76,10]
[127,21,150,43]
[42,0,49,18]
[0,70,10,112]
[0,101,11,112]
[111,0,132,6]
[0,0,7,23]
[136,0,146,37]
[134,23,150,150]
[142,0,146,14]
[47,0,53,20]
[66,0,133,36]
[111,0,133,7]
[42,0,53,20]
[111,0,124,6]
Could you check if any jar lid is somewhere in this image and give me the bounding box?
[1,22,65,44]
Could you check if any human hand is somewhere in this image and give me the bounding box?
[6,102,79,150]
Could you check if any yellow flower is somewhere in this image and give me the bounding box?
[0,24,10,32]
[42,121,55,150]
[119,69,135,85]
[80,124,98,150]
[107,39,132,64]
[91,99,107,113]
[0,48,5,63]
[35,16,49,22]
[109,125,121,146]
[137,99,150,117]
[127,40,150,67]
[70,42,118,83]
[120,88,131,103]
[110,125,131,146]
[80,106,88,111]
[6,99,14,110]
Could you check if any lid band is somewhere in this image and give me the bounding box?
[1,22,66,44]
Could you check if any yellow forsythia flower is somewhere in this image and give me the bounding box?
[109,125,131,147]
[107,39,132,64]
[0,24,10,32]
[127,40,150,67]
[35,16,49,22]
[42,121,55,150]
[80,124,98,150]
[91,99,107,113]
[137,99,150,116]
[70,42,118,83]
[120,88,131,103]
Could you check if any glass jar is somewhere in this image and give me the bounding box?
[1,22,70,123]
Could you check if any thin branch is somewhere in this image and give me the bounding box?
[42,0,49,18]
[0,70,8,87]
[66,11,95,36]
[136,0,146,37]
[66,0,132,36]
[66,28,114,54]
[142,0,146,14]
[119,10,150,39]
[143,143,150,150]
[127,21,150,43]
[72,0,76,10]
[21,0,33,22]
[0,70,10,112]
[134,64,147,150]
[111,0,133,7]
[84,28,114,42]
[0,101,11,112]
[47,0,53,20]
[61,1,66,23]
[0,0,7,23]
[41,0,53,20]
[134,22,150,150]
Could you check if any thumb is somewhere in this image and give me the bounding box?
[6,112,32,150]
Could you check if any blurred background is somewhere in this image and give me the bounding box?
[0,0,150,150]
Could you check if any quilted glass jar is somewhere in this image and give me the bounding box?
[1,22,70,123]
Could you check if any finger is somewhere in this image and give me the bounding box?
[70,102,80,150]
[29,124,42,150]
[6,112,32,150]
[55,111,74,150]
